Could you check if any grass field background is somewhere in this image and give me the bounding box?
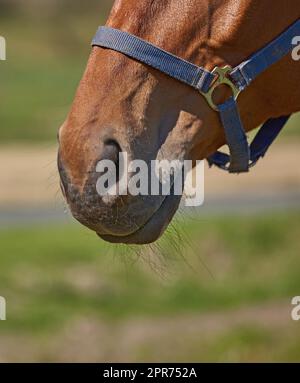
[0,1,300,362]
[0,212,300,361]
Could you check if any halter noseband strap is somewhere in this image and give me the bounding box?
[92,19,300,173]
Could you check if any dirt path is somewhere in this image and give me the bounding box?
[0,144,60,206]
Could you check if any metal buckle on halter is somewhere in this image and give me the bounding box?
[201,65,241,111]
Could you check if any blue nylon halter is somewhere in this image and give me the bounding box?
[92,19,300,173]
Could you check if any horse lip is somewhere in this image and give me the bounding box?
[97,193,182,244]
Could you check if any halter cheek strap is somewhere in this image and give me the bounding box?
[92,19,300,173]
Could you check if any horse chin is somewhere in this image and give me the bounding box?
[97,194,182,244]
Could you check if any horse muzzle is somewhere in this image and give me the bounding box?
[57,146,182,244]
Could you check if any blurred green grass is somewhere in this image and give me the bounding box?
[1,211,300,361]
[0,6,299,143]
[0,211,299,334]
[0,3,111,142]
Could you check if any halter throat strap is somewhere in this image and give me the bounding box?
[92,19,300,173]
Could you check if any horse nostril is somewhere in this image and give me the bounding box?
[102,140,120,163]
[100,139,121,182]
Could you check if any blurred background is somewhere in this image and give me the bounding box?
[0,0,300,362]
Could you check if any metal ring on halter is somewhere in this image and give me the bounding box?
[201,65,241,111]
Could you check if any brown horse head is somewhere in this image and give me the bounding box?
[58,0,300,244]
